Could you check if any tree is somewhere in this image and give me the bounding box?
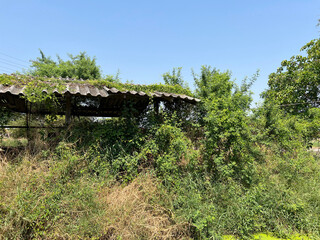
[29,50,101,80]
[194,66,258,183]
[264,38,320,114]
[162,67,188,88]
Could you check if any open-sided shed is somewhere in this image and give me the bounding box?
[0,75,200,125]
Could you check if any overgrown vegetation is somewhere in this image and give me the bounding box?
[29,50,102,80]
[1,38,320,239]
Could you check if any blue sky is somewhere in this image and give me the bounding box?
[1,0,320,104]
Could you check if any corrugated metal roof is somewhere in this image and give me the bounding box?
[0,82,200,103]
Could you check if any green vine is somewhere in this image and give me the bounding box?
[0,74,194,103]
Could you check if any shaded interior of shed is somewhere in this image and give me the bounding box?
[0,81,200,127]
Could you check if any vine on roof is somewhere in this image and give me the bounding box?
[0,74,194,102]
[0,74,65,103]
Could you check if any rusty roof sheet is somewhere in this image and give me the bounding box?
[0,82,200,103]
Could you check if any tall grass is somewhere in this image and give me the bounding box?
[0,142,190,239]
[1,118,320,239]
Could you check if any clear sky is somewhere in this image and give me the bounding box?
[1,0,320,104]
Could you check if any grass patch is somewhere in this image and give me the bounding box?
[0,138,28,147]
[0,143,190,239]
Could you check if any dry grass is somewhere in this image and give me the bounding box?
[98,175,191,240]
[0,137,28,147]
[0,150,100,239]
[0,152,49,237]
[0,147,192,239]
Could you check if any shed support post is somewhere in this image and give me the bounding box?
[65,93,72,126]
[154,99,159,115]
[25,100,30,140]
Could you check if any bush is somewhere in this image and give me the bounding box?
[0,143,102,239]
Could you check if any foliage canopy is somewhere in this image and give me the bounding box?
[29,50,102,80]
[265,38,320,114]
[194,66,258,183]
[162,67,188,89]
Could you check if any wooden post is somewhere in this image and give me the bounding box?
[65,93,72,126]
[154,99,159,115]
[25,100,30,140]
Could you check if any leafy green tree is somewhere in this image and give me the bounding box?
[161,67,197,131]
[29,50,101,80]
[162,67,188,88]
[253,99,320,152]
[194,66,258,183]
[265,38,320,114]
